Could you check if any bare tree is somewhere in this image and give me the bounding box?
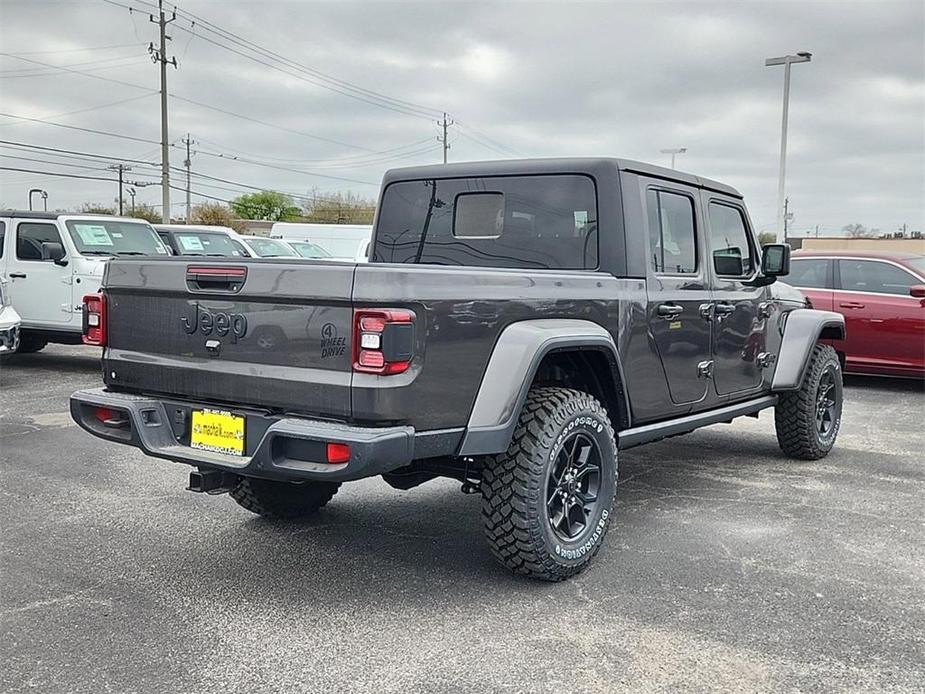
[843,223,873,238]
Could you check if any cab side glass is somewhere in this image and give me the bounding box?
[761,244,791,276]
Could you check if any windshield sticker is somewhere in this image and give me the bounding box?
[178,235,205,251]
[73,224,114,246]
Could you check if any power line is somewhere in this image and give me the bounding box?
[0,42,144,56]
[0,140,159,166]
[0,112,160,144]
[167,7,442,120]
[0,94,156,128]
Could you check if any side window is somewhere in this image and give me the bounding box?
[708,203,754,277]
[787,258,829,289]
[0,221,5,258]
[838,260,917,295]
[17,222,62,261]
[646,189,696,274]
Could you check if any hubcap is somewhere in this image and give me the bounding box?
[816,367,838,438]
[546,432,602,541]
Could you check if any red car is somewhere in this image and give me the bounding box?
[787,250,925,378]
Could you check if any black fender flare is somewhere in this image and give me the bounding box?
[457,319,628,456]
[771,308,845,391]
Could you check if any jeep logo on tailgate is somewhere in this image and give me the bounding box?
[181,303,247,343]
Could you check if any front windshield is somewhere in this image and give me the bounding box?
[65,220,168,256]
[173,232,248,257]
[246,237,297,257]
[289,241,332,259]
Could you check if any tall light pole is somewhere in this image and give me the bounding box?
[766,51,812,243]
[659,147,687,169]
[28,188,46,211]
[127,187,137,215]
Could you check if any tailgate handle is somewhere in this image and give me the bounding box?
[186,265,247,293]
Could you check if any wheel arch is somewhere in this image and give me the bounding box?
[771,308,846,391]
[457,319,630,456]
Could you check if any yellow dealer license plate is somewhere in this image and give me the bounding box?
[190,409,245,456]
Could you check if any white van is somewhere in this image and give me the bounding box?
[269,222,371,261]
[0,211,169,354]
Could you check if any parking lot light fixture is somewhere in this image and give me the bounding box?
[766,52,812,243]
[659,148,687,169]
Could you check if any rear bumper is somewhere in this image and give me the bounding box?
[69,387,417,482]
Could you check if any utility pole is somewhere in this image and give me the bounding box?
[437,112,453,164]
[766,52,812,243]
[182,133,195,223]
[127,187,137,215]
[149,0,177,223]
[108,164,132,215]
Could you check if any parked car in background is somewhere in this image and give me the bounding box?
[0,211,169,354]
[239,235,299,258]
[0,278,21,356]
[788,250,925,378]
[287,240,333,259]
[155,224,252,257]
[270,222,371,260]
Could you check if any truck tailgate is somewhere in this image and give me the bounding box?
[101,259,356,418]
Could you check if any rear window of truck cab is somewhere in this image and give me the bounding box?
[373,175,599,270]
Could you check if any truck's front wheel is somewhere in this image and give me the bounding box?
[481,387,618,581]
[775,343,843,460]
[230,477,340,519]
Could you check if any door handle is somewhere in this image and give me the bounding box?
[657,303,684,319]
[714,302,736,316]
[839,302,865,309]
[8,272,26,279]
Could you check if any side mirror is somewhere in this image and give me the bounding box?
[910,285,925,298]
[761,243,791,277]
[41,241,68,266]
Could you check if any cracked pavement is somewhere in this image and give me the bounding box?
[1,345,923,693]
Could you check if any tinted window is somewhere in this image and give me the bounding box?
[17,222,62,261]
[0,221,5,258]
[708,203,754,277]
[787,258,829,289]
[65,220,168,256]
[289,241,332,259]
[374,175,598,269]
[838,259,918,295]
[646,189,696,274]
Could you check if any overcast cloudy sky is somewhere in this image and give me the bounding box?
[1,0,922,234]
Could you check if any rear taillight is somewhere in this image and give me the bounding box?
[82,293,106,346]
[353,308,414,375]
[326,442,351,464]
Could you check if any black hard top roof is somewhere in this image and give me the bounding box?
[381,157,741,198]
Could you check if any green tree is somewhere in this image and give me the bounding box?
[190,202,247,232]
[230,191,301,221]
[78,202,115,215]
[757,231,777,246]
[129,204,162,223]
[302,189,376,224]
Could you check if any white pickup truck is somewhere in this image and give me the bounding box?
[0,211,169,354]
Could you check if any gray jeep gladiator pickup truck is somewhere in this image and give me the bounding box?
[71,158,845,581]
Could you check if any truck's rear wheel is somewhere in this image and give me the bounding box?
[481,387,618,581]
[229,477,340,519]
[775,343,842,460]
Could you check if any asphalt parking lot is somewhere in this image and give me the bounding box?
[1,345,923,693]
